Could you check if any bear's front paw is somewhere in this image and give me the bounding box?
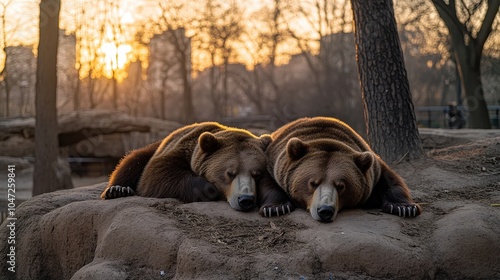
[101,185,136,199]
[259,202,295,218]
[382,203,421,218]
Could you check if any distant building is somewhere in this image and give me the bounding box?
[0,30,78,117]
[3,45,36,117]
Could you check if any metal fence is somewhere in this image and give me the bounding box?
[416,106,500,129]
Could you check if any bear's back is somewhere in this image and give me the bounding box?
[269,117,371,156]
[153,122,226,158]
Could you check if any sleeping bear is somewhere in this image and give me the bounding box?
[267,117,421,222]
[101,122,294,216]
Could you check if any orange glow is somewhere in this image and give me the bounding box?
[98,42,132,81]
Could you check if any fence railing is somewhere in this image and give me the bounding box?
[415,106,500,129]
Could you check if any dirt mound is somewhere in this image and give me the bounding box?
[1,137,499,279]
[151,201,306,255]
[429,137,500,175]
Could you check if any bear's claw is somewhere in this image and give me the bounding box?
[261,204,293,217]
[387,204,419,218]
[102,185,136,199]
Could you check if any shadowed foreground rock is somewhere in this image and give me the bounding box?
[1,176,499,279]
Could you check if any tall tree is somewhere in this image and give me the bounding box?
[106,0,124,110]
[157,1,195,123]
[430,0,499,129]
[148,29,184,120]
[351,0,424,163]
[287,0,361,123]
[256,0,287,107]
[200,0,243,118]
[74,0,108,110]
[33,0,72,196]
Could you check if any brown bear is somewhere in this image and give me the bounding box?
[267,117,421,222]
[101,122,294,216]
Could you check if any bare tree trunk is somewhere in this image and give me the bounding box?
[88,75,96,109]
[112,74,118,110]
[222,59,229,117]
[4,76,10,117]
[431,0,498,129]
[209,54,221,119]
[161,76,168,120]
[351,0,423,163]
[73,73,80,110]
[33,0,72,196]
[159,28,194,123]
[179,49,194,123]
[461,64,490,128]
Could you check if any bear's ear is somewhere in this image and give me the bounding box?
[286,138,308,160]
[259,134,272,150]
[199,132,221,154]
[355,151,374,173]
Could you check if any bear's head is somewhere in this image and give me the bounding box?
[278,137,376,222]
[191,130,272,212]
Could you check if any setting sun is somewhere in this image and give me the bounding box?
[99,42,132,81]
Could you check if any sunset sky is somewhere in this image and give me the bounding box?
[2,0,293,78]
[1,0,499,80]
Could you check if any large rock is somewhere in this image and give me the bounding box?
[0,110,182,158]
[1,181,499,280]
[432,204,500,279]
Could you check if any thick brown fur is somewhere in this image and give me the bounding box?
[101,122,293,216]
[267,117,421,222]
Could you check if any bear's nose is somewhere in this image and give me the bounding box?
[238,194,255,211]
[317,205,334,222]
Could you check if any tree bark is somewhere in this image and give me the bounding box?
[33,0,72,196]
[351,0,423,163]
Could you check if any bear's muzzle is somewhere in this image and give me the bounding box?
[227,174,257,211]
[309,185,339,222]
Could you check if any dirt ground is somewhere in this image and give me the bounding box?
[1,130,499,279]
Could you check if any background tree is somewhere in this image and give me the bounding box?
[0,0,12,117]
[76,1,109,110]
[255,0,288,108]
[287,0,362,127]
[33,0,72,196]
[199,0,243,119]
[155,0,195,123]
[395,0,457,110]
[430,0,499,129]
[106,0,124,110]
[147,29,186,120]
[351,0,424,162]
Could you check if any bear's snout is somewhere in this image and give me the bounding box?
[309,185,339,222]
[227,174,257,211]
[317,205,335,222]
[238,194,256,211]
